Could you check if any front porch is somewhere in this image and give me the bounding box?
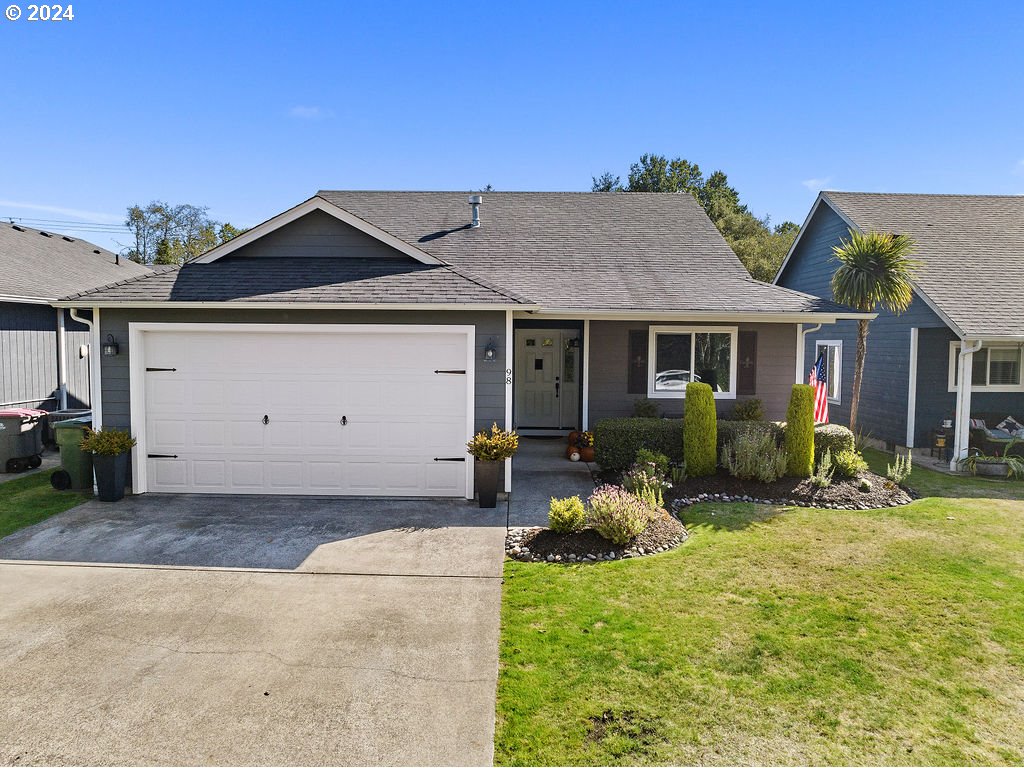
[508,437,596,527]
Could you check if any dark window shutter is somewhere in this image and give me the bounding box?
[737,331,757,395]
[627,330,648,394]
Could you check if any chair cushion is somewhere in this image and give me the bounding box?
[996,416,1024,433]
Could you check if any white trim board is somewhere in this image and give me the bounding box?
[127,322,476,498]
[193,196,444,266]
[906,328,919,448]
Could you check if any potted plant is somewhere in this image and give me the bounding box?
[79,428,136,502]
[467,422,519,508]
[959,440,1024,479]
[567,430,595,463]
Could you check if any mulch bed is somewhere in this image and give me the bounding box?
[670,469,914,510]
[506,510,687,563]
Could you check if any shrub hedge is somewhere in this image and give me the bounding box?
[683,382,717,477]
[814,424,855,460]
[784,384,815,477]
[593,418,683,472]
[717,420,784,450]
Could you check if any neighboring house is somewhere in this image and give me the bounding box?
[55,192,864,499]
[775,191,1024,467]
[0,224,149,410]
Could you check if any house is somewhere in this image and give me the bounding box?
[54,191,865,499]
[775,191,1024,467]
[0,224,149,411]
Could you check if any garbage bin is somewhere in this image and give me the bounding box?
[51,416,93,491]
[0,409,45,473]
[43,408,91,448]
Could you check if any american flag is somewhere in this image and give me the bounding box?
[809,351,829,423]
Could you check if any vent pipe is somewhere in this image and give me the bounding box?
[469,195,482,228]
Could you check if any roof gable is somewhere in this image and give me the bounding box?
[783,192,1024,338]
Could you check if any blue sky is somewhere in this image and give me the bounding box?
[2,0,1022,252]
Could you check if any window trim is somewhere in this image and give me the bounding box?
[814,340,843,405]
[647,325,738,400]
[947,341,1024,392]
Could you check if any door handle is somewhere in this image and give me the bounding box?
[341,416,347,425]
[555,377,560,398]
[262,415,269,425]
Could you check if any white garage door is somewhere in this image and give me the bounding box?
[137,325,472,497]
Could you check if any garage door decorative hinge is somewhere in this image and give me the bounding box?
[145,367,177,372]
[148,453,179,459]
[433,457,466,462]
[434,369,466,375]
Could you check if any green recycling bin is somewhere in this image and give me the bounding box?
[52,416,93,491]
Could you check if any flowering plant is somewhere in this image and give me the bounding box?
[467,423,519,462]
[573,431,594,448]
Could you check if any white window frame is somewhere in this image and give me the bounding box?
[947,341,1024,392]
[647,325,738,400]
[814,340,843,404]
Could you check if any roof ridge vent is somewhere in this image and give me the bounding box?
[469,195,482,228]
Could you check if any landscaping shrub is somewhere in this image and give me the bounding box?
[887,452,913,483]
[670,463,687,484]
[683,382,717,477]
[720,429,788,483]
[811,448,835,488]
[832,448,868,478]
[814,424,855,460]
[732,398,764,421]
[784,384,815,477]
[466,423,519,461]
[717,420,784,451]
[623,462,670,508]
[632,397,660,418]
[593,418,683,472]
[79,428,136,456]
[634,448,670,479]
[548,495,586,533]
[586,485,652,545]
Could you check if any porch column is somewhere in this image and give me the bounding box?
[504,310,513,493]
[582,319,591,430]
[950,339,981,470]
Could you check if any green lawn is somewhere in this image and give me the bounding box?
[496,457,1024,765]
[0,471,92,539]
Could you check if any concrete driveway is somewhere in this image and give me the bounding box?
[0,494,507,766]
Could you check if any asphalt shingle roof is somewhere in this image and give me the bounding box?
[61,257,527,305]
[62,191,851,315]
[823,192,1024,337]
[0,223,149,300]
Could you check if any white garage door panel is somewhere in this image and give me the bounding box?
[141,328,471,496]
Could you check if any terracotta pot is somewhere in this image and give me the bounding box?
[579,446,595,463]
[568,431,581,445]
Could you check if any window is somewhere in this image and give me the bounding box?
[948,342,1023,391]
[814,341,843,403]
[648,326,737,399]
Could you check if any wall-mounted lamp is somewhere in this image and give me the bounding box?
[102,334,120,357]
[483,338,498,362]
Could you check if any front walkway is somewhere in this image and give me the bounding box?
[509,437,596,526]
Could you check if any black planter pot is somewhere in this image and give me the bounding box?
[93,452,129,502]
[475,460,500,508]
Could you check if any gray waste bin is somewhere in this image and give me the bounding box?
[0,408,45,472]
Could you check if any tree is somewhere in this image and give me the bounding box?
[121,200,245,265]
[591,172,622,192]
[592,154,798,280]
[830,230,918,433]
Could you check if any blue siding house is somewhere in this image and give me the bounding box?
[776,192,1024,467]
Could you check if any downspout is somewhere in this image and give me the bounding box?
[56,308,68,410]
[950,339,983,471]
[69,307,101,427]
[795,323,822,383]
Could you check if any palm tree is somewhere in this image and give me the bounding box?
[831,230,919,434]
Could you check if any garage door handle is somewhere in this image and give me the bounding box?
[148,453,178,459]
[434,369,466,375]
[434,457,466,462]
[263,415,269,425]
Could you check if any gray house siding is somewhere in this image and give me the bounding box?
[0,302,90,409]
[97,309,507,435]
[588,320,798,423]
[779,203,949,446]
[224,210,401,260]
